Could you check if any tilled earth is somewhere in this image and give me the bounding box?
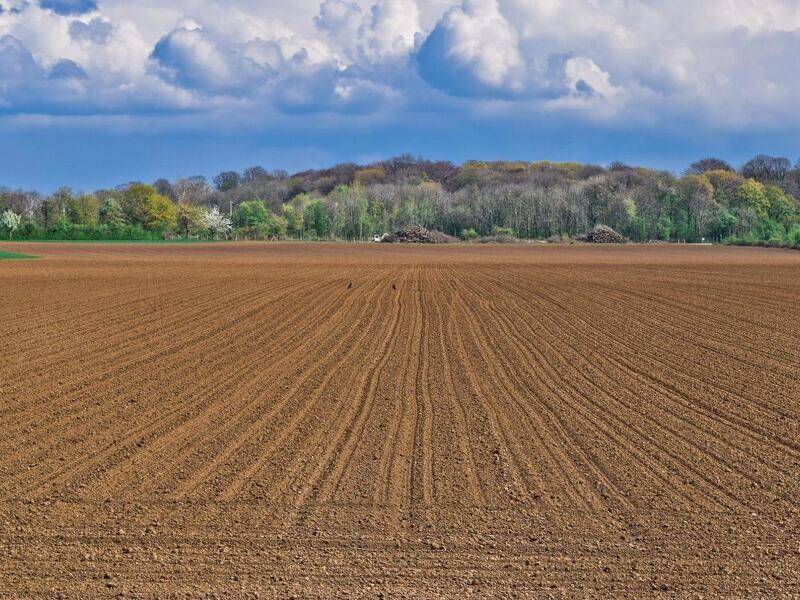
[1,242,798,598]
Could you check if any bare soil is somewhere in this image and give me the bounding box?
[1,242,798,598]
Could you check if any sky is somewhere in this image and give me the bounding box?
[2,0,800,191]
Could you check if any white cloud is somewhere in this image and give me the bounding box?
[361,0,421,62]
[0,0,797,132]
[416,0,621,107]
[315,0,421,64]
[417,0,523,95]
[564,57,620,99]
[315,0,362,48]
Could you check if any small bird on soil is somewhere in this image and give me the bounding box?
[392,284,397,290]
[348,282,353,289]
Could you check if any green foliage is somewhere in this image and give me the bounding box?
[627,216,648,241]
[282,203,304,237]
[328,184,376,240]
[491,226,516,237]
[233,200,286,238]
[460,228,479,241]
[8,154,800,245]
[11,222,162,241]
[120,184,153,224]
[66,194,100,226]
[99,198,126,230]
[757,219,784,242]
[734,179,770,221]
[38,197,62,229]
[764,185,796,228]
[786,225,800,247]
[710,209,737,239]
[233,200,270,229]
[655,215,673,241]
[303,199,329,239]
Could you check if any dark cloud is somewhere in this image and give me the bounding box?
[39,0,97,16]
[0,2,30,15]
[150,27,271,95]
[574,79,596,96]
[69,17,112,44]
[0,36,89,108]
[48,58,88,80]
[0,35,41,79]
[273,65,391,115]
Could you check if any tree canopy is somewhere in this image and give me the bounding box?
[1,154,798,246]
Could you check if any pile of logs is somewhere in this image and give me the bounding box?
[587,225,626,244]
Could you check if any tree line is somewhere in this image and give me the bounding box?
[1,154,799,247]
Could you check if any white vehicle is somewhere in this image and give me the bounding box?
[372,234,383,242]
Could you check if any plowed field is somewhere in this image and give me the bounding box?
[1,242,798,598]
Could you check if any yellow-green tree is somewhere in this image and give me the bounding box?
[705,170,743,208]
[66,194,100,226]
[282,202,304,238]
[764,185,797,229]
[734,179,770,221]
[354,167,386,186]
[144,193,177,231]
[121,184,176,231]
[678,174,719,238]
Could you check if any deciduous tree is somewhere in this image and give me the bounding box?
[1,209,21,239]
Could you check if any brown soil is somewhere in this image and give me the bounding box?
[1,242,798,598]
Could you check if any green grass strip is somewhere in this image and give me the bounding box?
[0,250,40,260]
[8,239,220,244]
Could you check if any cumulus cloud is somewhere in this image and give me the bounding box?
[315,0,362,40]
[0,34,40,80]
[150,26,272,95]
[0,0,797,134]
[361,0,421,62]
[0,35,93,110]
[417,0,523,97]
[416,0,621,108]
[564,57,621,99]
[492,0,800,122]
[273,64,398,114]
[48,57,87,79]
[315,0,421,64]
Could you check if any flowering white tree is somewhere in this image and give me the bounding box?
[203,206,232,239]
[1,209,21,240]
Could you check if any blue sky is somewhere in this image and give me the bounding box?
[1,0,800,191]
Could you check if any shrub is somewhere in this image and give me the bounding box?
[785,225,800,248]
[491,226,516,237]
[479,234,518,244]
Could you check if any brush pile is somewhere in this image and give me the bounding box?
[381,227,457,244]
[586,225,625,244]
